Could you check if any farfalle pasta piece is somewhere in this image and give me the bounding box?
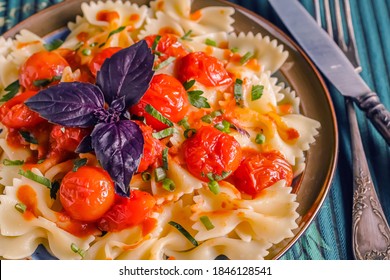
[228,32,288,74]
[191,181,298,244]
[150,0,235,35]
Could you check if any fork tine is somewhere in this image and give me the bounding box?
[324,0,334,37]
[342,0,362,72]
[314,0,322,26]
[334,0,348,51]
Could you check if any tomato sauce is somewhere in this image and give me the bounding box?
[96,10,120,22]
[16,185,38,221]
[56,212,98,238]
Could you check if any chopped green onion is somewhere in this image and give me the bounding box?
[231,47,239,53]
[73,158,88,172]
[201,114,213,124]
[15,203,27,213]
[19,131,38,144]
[208,180,220,194]
[251,85,264,101]
[152,127,176,140]
[74,41,84,50]
[255,133,266,144]
[141,172,151,182]
[81,49,91,56]
[145,104,173,127]
[50,181,60,200]
[70,243,85,258]
[18,170,51,188]
[200,216,215,230]
[153,56,176,70]
[0,80,20,102]
[184,128,196,138]
[214,120,231,133]
[162,148,169,170]
[151,35,162,51]
[154,167,167,182]
[44,39,63,51]
[240,51,253,65]
[3,159,24,166]
[183,79,196,91]
[214,170,232,181]
[234,78,243,104]
[178,117,190,129]
[37,159,45,164]
[162,178,175,192]
[89,42,98,47]
[210,110,223,118]
[181,30,193,41]
[205,38,217,47]
[188,90,210,109]
[168,221,198,247]
[107,26,126,40]
[32,75,61,88]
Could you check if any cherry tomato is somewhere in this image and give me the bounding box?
[50,125,90,153]
[59,166,115,222]
[88,47,122,76]
[144,34,188,61]
[97,190,156,232]
[182,126,242,181]
[231,151,293,196]
[176,51,232,87]
[19,50,69,90]
[0,90,45,128]
[130,74,190,131]
[136,121,163,173]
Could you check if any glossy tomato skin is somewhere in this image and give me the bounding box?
[50,125,90,153]
[144,34,188,61]
[88,47,122,76]
[59,166,115,222]
[0,90,45,129]
[136,121,163,173]
[97,190,156,232]
[182,126,242,181]
[130,74,190,131]
[19,51,69,90]
[176,51,232,87]
[231,151,293,196]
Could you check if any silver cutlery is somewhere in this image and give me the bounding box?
[269,0,390,259]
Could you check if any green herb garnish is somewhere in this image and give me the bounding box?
[205,38,217,47]
[152,35,162,51]
[81,49,91,56]
[168,221,198,246]
[19,131,38,144]
[145,104,173,127]
[73,158,88,172]
[183,79,196,91]
[255,133,266,144]
[162,148,169,170]
[200,216,215,230]
[152,127,176,140]
[208,180,220,194]
[154,167,167,182]
[240,51,253,65]
[162,178,175,192]
[0,80,20,102]
[153,56,176,70]
[184,128,196,138]
[3,159,24,166]
[15,203,27,213]
[181,30,193,41]
[188,90,210,109]
[44,39,63,51]
[251,85,264,101]
[70,243,85,258]
[234,78,243,104]
[214,120,231,133]
[18,170,51,188]
[141,172,151,182]
[178,117,190,129]
[107,26,126,40]
[32,75,61,88]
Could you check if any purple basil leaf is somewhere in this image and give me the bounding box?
[25,82,104,127]
[75,135,93,153]
[91,120,144,197]
[96,40,154,108]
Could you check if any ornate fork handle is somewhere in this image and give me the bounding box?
[353,92,390,146]
[347,98,390,260]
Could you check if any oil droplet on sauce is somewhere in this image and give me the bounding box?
[16,185,38,221]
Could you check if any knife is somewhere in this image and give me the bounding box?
[268,0,390,145]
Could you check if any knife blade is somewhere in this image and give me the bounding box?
[268,0,390,145]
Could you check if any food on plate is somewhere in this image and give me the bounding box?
[0,0,320,260]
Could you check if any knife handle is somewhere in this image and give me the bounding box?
[353,92,390,146]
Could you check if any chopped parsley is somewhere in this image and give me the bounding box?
[251,85,264,101]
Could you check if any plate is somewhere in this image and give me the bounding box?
[2,0,338,259]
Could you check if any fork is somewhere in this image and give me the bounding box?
[314,0,390,260]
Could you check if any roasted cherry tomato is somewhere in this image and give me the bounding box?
[182,126,242,181]
[19,50,69,90]
[50,125,90,153]
[59,166,115,222]
[176,51,232,87]
[136,121,164,173]
[0,90,45,128]
[231,151,293,196]
[97,190,156,232]
[130,74,190,131]
[88,47,122,76]
[144,34,188,61]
